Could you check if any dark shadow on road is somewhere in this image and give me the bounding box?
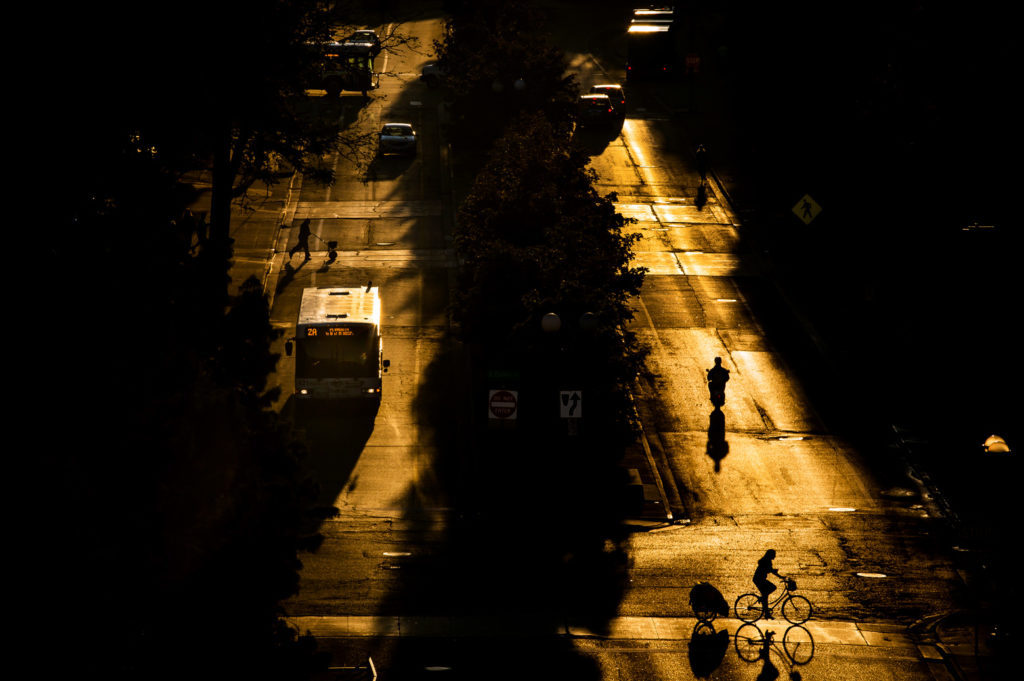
[276,259,311,294]
[360,330,634,676]
[688,621,730,678]
[286,3,633,676]
[285,397,378,513]
[365,152,417,182]
[572,119,623,157]
[706,407,729,472]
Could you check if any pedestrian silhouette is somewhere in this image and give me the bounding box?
[801,199,813,220]
[289,218,312,260]
[695,144,708,181]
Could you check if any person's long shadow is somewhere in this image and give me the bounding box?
[707,406,730,471]
[276,258,311,294]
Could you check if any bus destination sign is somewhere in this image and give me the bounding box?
[306,326,356,337]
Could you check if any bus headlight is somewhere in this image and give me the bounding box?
[365,387,380,394]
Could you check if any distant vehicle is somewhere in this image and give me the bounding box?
[344,29,381,56]
[589,84,626,117]
[577,94,618,127]
[627,6,678,81]
[420,61,447,87]
[285,285,389,402]
[378,123,417,155]
[316,39,377,96]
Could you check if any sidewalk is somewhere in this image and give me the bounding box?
[184,168,296,300]
[286,613,917,648]
[912,610,1007,681]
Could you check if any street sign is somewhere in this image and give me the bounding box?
[488,389,518,420]
[792,194,822,225]
[560,391,582,418]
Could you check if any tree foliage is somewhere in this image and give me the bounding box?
[432,0,578,154]
[453,111,646,441]
[41,2,338,676]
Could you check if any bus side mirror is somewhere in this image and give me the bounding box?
[382,359,390,372]
[285,340,293,357]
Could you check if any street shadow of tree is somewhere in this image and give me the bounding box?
[364,152,417,183]
[367,332,632,676]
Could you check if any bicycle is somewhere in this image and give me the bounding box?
[734,576,812,624]
[735,623,815,667]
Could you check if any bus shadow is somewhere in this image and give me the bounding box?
[285,396,379,513]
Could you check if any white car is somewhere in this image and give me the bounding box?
[378,123,417,156]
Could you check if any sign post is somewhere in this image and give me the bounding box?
[560,390,582,436]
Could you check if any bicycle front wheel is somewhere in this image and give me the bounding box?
[783,625,815,665]
[735,593,763,623]
[735,623,765,662]
[782,594,812,624]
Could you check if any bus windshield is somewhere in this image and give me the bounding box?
[296,326,378,378]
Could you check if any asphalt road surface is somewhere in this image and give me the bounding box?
[263,4,972,680]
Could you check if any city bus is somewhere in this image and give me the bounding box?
[285,285,389,401]
[318,38,377,96]
[626,6,678,81]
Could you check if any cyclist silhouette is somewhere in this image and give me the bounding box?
[754,549,782,617]
[707,357,730,405]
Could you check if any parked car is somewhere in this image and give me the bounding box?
[345,29,381,56]
[378,123,417,156]
[577,94,618,127]
[589,84,626,117]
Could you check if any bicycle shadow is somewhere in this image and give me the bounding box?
[734,622,815,679]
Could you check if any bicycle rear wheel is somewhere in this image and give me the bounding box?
[734,593,763,623]
[734,623,765,662]
[782,594,812,624]
[783,625,815,664]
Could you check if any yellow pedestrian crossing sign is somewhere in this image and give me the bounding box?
[793,194,822,225]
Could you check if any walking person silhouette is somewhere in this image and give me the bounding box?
[695,144,708,181]
[289,218,312,261]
